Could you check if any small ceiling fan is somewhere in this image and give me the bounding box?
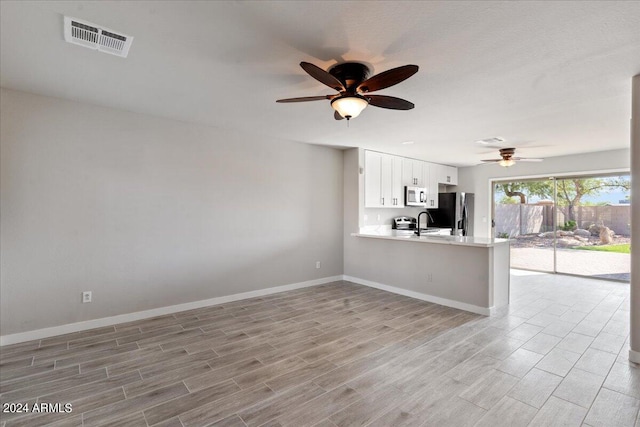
[481,148,543,167]
[276,61,419,121]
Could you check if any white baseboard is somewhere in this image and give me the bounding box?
[630,349,640,364]
[343,275,493,316]
[0,276,342,346]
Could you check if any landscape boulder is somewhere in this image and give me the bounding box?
[589,224,604,236]
[556,236,590,247]
[556,238,574,247]
[574,229,591,237]
[599,226,614,245]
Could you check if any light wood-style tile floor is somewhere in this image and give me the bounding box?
[0,272,637,426]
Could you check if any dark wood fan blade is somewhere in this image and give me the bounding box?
[481,159,502,162]
[367,95,414,110]
[357,65,418,93]
[300,62,345,92]
[334,110,344,120]
[276,95,333,103]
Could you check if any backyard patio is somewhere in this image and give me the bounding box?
[495,198,631,281]
[510,234,630,281]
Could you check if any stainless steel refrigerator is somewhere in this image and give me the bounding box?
[428,192,474,236]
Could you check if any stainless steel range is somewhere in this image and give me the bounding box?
[392,215,452,236]
[392,216,417,232]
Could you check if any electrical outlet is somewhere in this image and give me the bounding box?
[427,273,433,282]
[316,261,321,269]
[82,291,92,303]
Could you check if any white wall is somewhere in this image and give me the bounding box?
[0,88,344,336]
[458,149,630,238]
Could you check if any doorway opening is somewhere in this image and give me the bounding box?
[492,173,630,281]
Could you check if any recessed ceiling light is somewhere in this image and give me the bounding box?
[401,141,414,145]
[475,137,506,145]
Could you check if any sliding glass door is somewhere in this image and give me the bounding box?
[493,178,555,273]
[554,175,630,281]
[493,173,630,281]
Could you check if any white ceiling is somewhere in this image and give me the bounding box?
[2,1,639,166]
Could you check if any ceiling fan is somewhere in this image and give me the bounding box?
[276,61,419,121]
[481,148,543,167]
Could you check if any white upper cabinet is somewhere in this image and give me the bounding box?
[402,158,426,187]
[364,151,403,208]
[426,164,457,208]
[390,155,404,207]
[439,165,458,185]
[364,150,456,209]
[365,151,383,208]
[426,162,439,209]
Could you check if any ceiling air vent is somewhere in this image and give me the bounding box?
[63,16,133,58]
[475,137,506,145]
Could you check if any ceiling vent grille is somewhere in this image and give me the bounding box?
[64,16,133,58]
[475,137,506,145]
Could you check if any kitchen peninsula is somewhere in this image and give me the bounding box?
[343,148,511,316]
[355,228,506,247]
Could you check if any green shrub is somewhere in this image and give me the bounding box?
[562,220,577,231]
[497,232,510,239]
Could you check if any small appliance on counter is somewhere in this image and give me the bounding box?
[405,186,427,207]
[392,216,417,231]
[393,216,451,236]
[428,192,474,236]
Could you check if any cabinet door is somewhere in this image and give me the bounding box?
[427,163,440,209]
[380,154,393,207]
[364,151,383,208]
[401,157,415,187]
[411,160,423,187]
[391,155,404,207]
[440,165,458,185]
[380,154,404,208]
[448,166,458,185]
[402,158,426,187]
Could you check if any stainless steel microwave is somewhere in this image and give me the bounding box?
[405,186,427,207]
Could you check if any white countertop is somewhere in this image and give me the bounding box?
[353,229,509,248]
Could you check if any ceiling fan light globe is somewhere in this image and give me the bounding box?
[331,96,368,119]
[499,159,516,167]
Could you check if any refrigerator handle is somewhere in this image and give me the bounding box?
[460,200,468,235]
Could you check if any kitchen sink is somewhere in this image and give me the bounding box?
[394,228,452,237]
[393,230,416,235]
[418,228,449,234]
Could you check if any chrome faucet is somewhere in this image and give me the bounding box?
[415,210,435,236]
